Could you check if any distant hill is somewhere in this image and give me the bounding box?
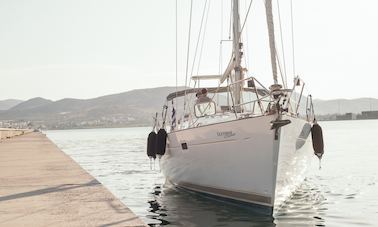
[0,99,23,110]
[0,87,377,129]
[9,97,53,111]
[0,87,184,129]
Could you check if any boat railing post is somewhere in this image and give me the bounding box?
[251,78,264,114]
[283,80,297,113]
[227,82,238,118]
[295,81,305,115]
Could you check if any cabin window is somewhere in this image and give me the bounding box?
[194,101,216,118]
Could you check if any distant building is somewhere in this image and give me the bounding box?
[336,112,353,120]
[357,110,378,120]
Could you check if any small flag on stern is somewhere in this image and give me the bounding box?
[171,107,176,130]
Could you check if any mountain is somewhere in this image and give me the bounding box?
[9,97,53,111]
[0,99,23,110]
[0,87,377,129]
[0,87,184,129]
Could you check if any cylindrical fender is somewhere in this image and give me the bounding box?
[156,128,168,156]
[311,123,324,159]
[147,131,157,159]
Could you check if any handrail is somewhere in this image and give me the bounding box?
[167,75,311,129]
[166,86,268,101]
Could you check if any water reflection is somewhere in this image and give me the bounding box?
[147,184,274,227]
[274,179,326,227]
[145,179,327,227]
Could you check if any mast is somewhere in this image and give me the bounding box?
[265,0,278,84]
[232,0,243,111]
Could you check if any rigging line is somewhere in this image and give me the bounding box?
[220,0,252,84]
[242,30,248,71]
[175,0,178,111]
[275,49,287,88]
[218,41,223,75]
[183,0,194,113]
[189,0,208,78]
[240,0,253,36]
[228,1,233,39]
[276,0,288,87]
[242,0,252,70]
[219,0,224,75]
[186,0,210,111]
[196,0,211,75]
[290,0,296,76]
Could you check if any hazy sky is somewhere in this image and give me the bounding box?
[1,0,377,101]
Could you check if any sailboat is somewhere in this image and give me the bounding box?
[147,0,324,213]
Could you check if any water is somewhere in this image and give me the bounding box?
[46,120,378,226]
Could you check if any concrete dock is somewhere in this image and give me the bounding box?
[0,132,147,227]
[0,128,31,140]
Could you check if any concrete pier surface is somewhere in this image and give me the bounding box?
[0,128,32,140]
[0,132,147,227]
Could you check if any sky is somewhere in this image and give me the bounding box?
[0,0,378,101]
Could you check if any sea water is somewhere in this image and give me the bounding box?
[46,120,378,226]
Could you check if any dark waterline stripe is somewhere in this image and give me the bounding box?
[178,181,272,205]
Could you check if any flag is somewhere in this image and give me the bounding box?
[171,107,176,130]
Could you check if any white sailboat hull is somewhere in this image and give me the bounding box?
[159,114,313,211]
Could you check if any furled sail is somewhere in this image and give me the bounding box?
[265,0,278,84]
